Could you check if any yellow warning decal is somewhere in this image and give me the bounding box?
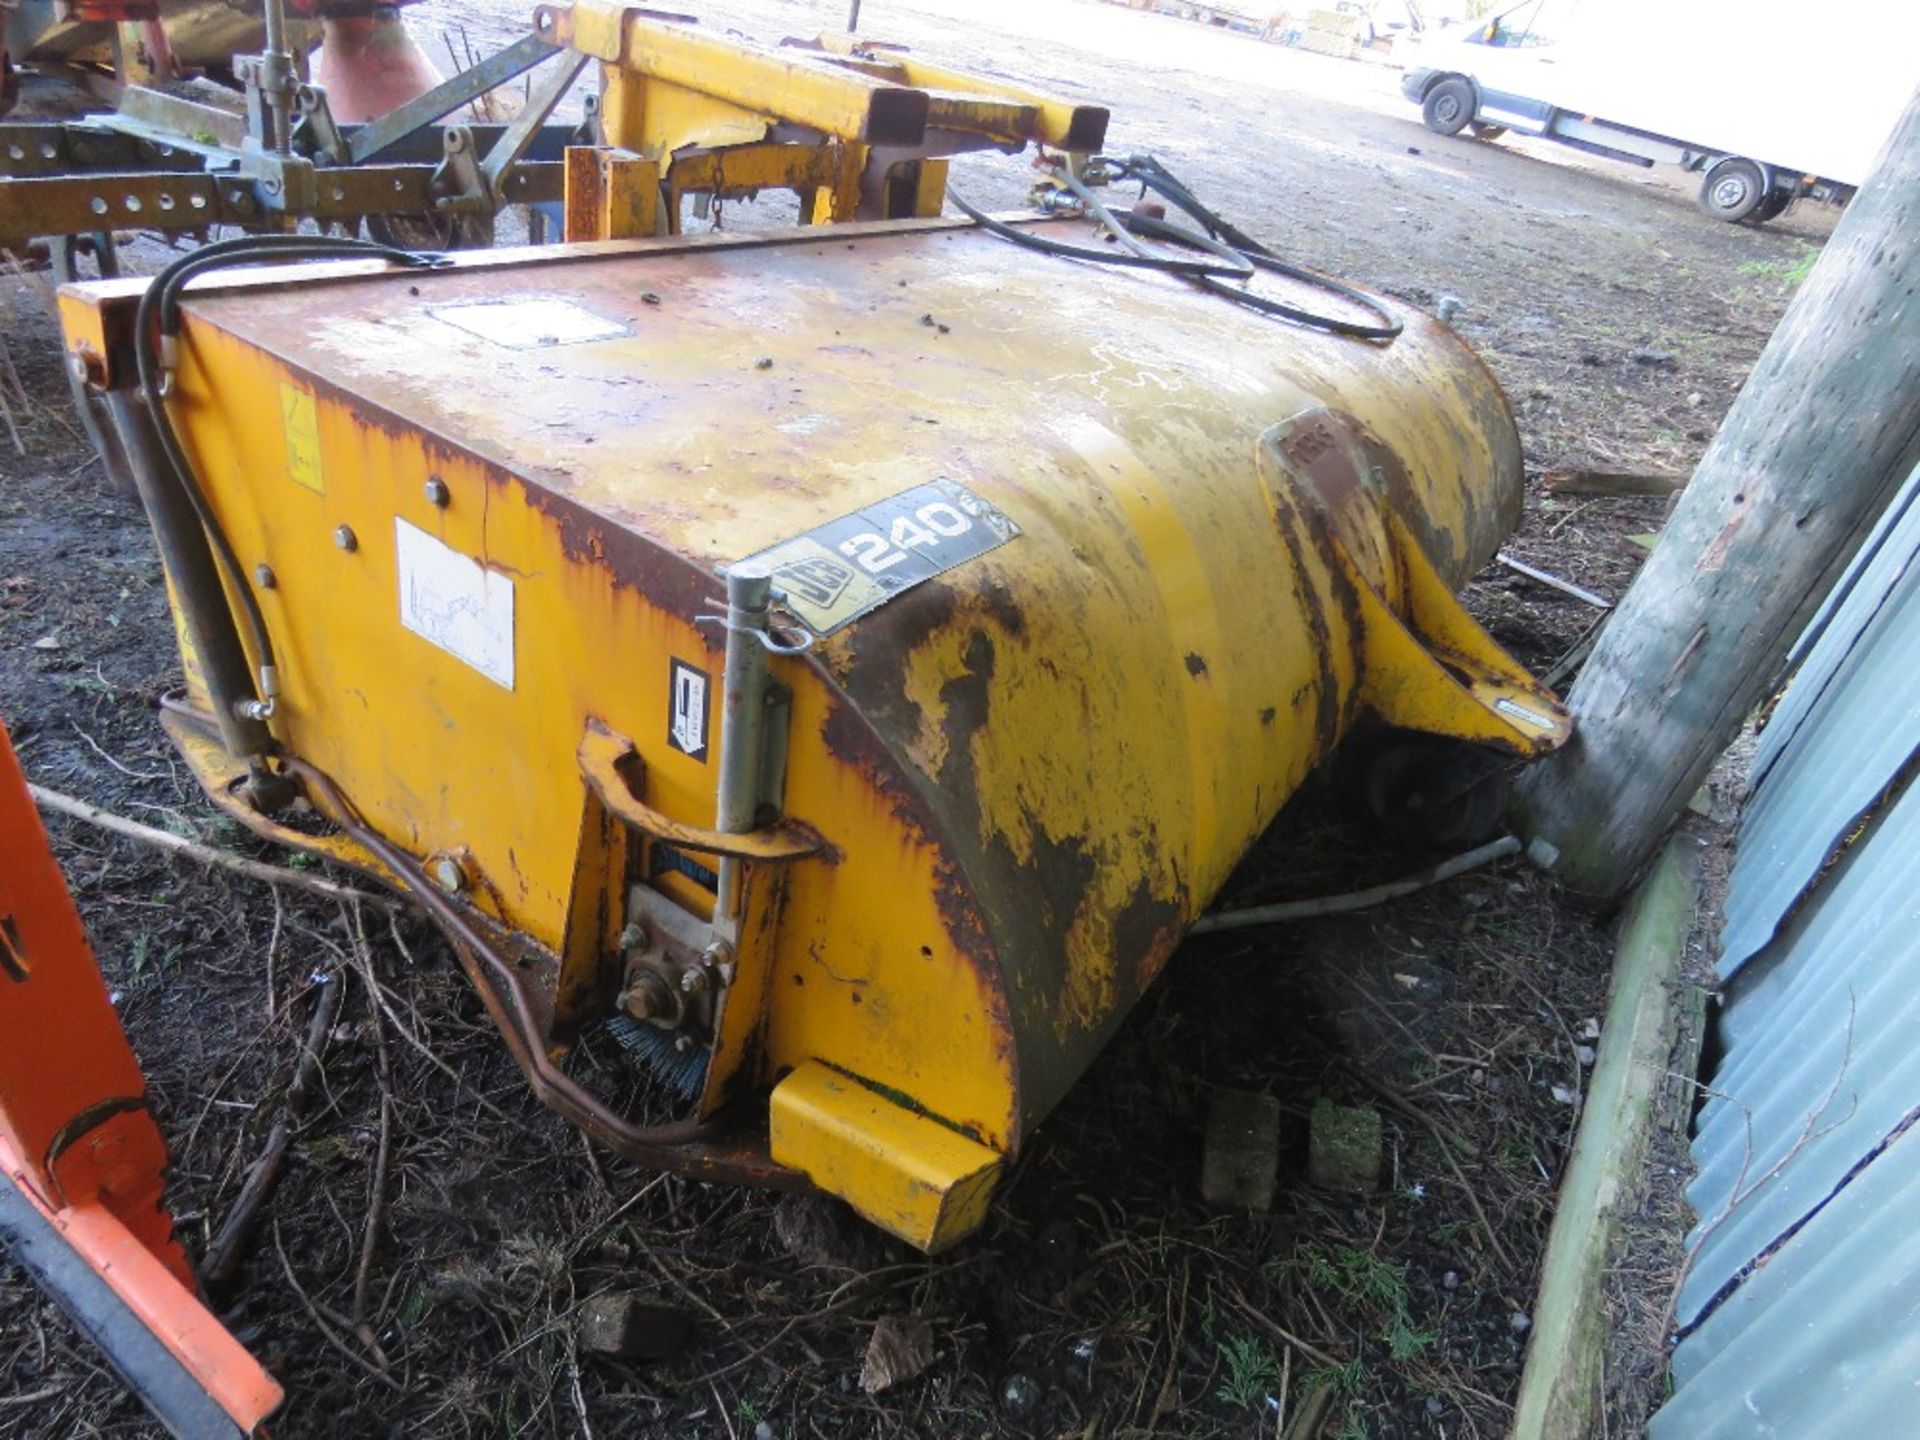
[280,384,324,494]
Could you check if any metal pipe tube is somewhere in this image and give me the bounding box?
[711,567,773,945]
[260,0,293,155]
[105,395,271,761]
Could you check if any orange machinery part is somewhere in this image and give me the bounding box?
[0,723,283,1437]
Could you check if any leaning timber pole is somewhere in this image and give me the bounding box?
[1513,85,1920,902]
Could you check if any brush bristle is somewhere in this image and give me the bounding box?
[605,1016,710,1098]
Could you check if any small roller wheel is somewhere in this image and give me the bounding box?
[1338,730,1512,850]
[1469,122,1507,140]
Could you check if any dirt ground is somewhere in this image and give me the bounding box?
[0,1,1815,1435]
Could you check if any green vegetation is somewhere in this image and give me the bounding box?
[1272,1243,1434,1361]
[1214,1334,1284,1409]
[1740,243,1820,289]
[1303,1357,1366,1400]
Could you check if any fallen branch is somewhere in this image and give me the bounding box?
[200,971,342,1291]
[1542,469,1688,497]
[272,1218,407,1394]
[29,782,392,909]
[1222,1280,1343,1369]
[1191,836,1526,934]
[1343,1067,1481,1160]
[1281,1382,1338,1440]
[346,906,393,1334]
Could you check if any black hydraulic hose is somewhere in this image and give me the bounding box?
[951,152,1402,341]
[1128,210,1402,339]
[106,393,273,760]
[943,184,1256,278]
[1105,154,1402,340]
[131,235,444,723]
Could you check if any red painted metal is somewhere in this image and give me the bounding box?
[311,10,443,123]
[0,723,283,1432]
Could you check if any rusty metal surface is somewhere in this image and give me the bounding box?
[0,155,561,242]
[167,220,1516,587]
[75,216,1527,1154]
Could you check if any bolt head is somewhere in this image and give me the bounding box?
[618,923,648,952]
[254,563,277,589]
[430,857,465,892]
[424,477,450,507]
[621,970,671,1021]
[680,967,708,995]
[333,524,358,552]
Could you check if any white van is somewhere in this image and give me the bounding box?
[1400,0,1918,221]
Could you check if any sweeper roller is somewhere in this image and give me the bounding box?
[55,10,1569,1252]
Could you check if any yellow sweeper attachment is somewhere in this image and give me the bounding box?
[57,4,1568,1252]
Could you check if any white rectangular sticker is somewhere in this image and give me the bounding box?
[394,518,515,689]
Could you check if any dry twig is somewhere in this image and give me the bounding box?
[29,782,391,909]
[201,970,342,1289]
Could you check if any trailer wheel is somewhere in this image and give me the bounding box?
[1749,189,1792,223]
[1422,78,1476,136]
[1469,122,1507,141]
[1697,157,1768,222]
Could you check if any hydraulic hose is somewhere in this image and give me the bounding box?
[131,235,445,734]
[951,153,1403,341]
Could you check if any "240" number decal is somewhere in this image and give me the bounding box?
[735,481,1020,635]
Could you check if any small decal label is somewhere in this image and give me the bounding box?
[280,384,324,494]
[651,841,719,892]
[668,659,710,762]
[736,479,1020,635]
[394,518,515,689]
[1494,696,1554,730]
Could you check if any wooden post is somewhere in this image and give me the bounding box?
[1513,87,1920,901]
[1510,839,1697,1439]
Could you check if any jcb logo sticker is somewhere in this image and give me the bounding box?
[736,478,1020,636]
[668,659,709,762]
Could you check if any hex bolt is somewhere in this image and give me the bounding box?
[618,922,649,952]
[424,477,450,507]
[621,969,673,1022]
[254,564,277,589]
[680,967,709,996]
[430,857,465,892]
[333,524,359,552]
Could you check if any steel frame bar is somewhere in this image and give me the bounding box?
[346,32,562,165]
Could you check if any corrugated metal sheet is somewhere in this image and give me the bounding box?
[1650,461,1920,1439]
[1716,467,1920,975]
[1675,776,1920,1316]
